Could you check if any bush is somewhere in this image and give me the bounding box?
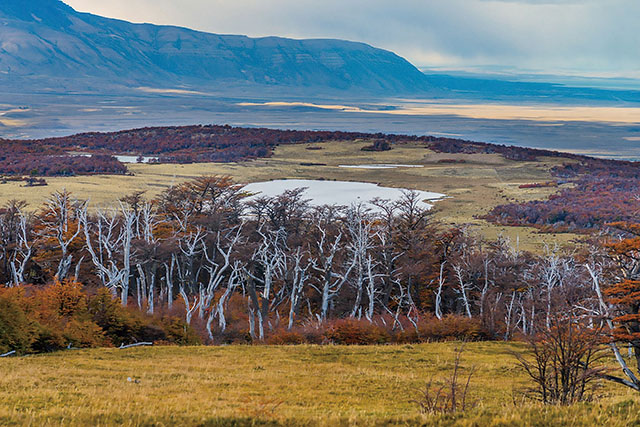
[324,318,391,345]
[418,315,486,342]
[0,283,202,354]
[513,317,606,405]
[32,280,107,351]
[0,289,35,354]
[266,329,306,345]
[397,315,487,343]
[87,288,138,346]
[160,316,202,346]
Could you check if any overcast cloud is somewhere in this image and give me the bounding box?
[64,0,640,77]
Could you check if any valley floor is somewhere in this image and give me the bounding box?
[1,342,640,426]
[0,140,578,252]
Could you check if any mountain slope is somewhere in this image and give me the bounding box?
[0,0,430,94]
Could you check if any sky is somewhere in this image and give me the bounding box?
[64,0,640,78]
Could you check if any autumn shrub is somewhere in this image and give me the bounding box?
[29,279,109,350]
[85,288,201,346]
[62,318,108,348]
[294,324,325,344]
[266,329,307,345]
[87,288,140,346]
[37,279,88,318]
[513,318,606,405]
[0,289,35,354]
[398,315,487,343]
[324,318,391,345]
[0,283,202,353]
[160,316,202,345]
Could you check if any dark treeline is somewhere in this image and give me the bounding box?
[0,175,633,354]
[0,124,613,176]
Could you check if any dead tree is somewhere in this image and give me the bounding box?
[199,225,243,320]
[40,190,84,280]
[246,228,286,340]
[81,206,135,306]
[287,247,312,329]
[8,213,32,287]
[175,227,205,324]
[310,224,353,321]
[434,261,447,320]
[209,261,245,337]
[345,204,376,319]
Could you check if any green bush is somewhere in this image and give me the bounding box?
[161,316,202,345]
[0,292,35,354]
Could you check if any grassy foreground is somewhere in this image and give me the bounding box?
[1,342,640,426]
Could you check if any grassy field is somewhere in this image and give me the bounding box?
[1,342,639,426]
[0,140,579,251]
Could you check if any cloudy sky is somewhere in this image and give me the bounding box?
[64,0,639,78]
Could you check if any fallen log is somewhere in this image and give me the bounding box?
[119,342,153,349]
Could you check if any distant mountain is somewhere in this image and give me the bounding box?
[0,0,430,94]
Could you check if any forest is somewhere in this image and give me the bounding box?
[0,174,636,354]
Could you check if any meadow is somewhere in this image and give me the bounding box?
[1,342,639,426]
[0,139,578,252]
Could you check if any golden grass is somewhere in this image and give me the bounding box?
[1,342,639,426]
[0,140,579,252]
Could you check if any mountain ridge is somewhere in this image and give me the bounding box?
[0,0,430,94]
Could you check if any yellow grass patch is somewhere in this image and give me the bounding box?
[0,343,639,425]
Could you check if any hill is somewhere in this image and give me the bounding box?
[0,0,430,94]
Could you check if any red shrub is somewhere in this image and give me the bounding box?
[266,329,306,345]
[324,318,391,345]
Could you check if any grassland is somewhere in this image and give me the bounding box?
[0,140,579,251]
[1,342,639,426]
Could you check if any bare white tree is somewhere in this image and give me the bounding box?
[81,205,135,305]
[208,260,245,338]
[199,225,244,319]
[434,261,446,320]
[8,213,32,287]
[287,247,312,330]
[453,264,473,319]
[345,204,375,319]
[40,190,85,280]
[310,224,353,321]
[175,227,205,324]
[246,228,286,340]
